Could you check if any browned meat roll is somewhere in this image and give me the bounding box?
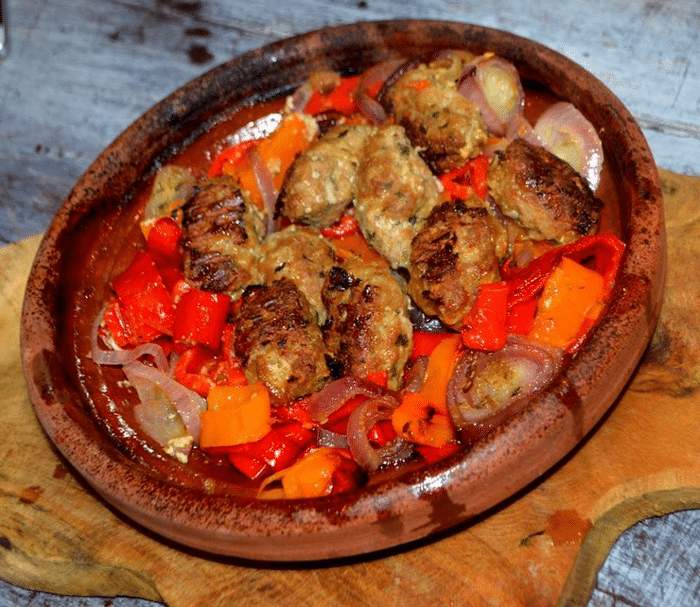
[321,257,413,390]
[354,125,441,269]
[278,124,376,228]
[231,278,330,402]
[258,225,337,325]
[487,138,602,244]
[408,198,502,329]
[382,52,487,173]
[180,176,265,297]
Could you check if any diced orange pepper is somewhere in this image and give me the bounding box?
[391,392,455,447]
[418,333,462,414]
[331,231,385,265]
[200,383,271,448]
[528,256,606,351]
[257,447,361,499]
[255,113,316,190]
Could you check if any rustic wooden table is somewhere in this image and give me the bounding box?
[1,0,698,606]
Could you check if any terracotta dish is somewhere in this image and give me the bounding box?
[21,20,665,561]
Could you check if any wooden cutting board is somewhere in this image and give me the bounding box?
[2,168,700,607]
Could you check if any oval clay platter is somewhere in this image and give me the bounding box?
[20,20,665,561]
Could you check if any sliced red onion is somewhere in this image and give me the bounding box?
[533,102,604,191]
[356,58,405,125]
[402,356,429,393]
[505,114,545,148]
[248,147,280,234]
[346,395,411,471]
[123,361,206,444]
[458,55,525,137]
[307,376,387,423]
[446,335,565,427]
[90,307,169,373]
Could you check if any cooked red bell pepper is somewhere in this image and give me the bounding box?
[461,281,509,351]
[365,370,389,388]
[410,332,455,361]
[146,216,183,267]
[305,75,361,115]
[221,421,315,480]
[173,344,247,397]
[440,155,490,201]
[320,213,360,239]
[207,139,258,179]
[172,287,231,350]
[503,233,625,306]
[111,250,175,339]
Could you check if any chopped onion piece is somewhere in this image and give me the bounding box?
[534,102,604,191]
[458,55,525,136]
[307,376,387,423]
[123,362,206,444]
[356,58,405,124]
[249,147,280,234]
[447,335,565,426]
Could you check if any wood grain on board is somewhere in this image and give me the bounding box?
[1,169,699,607]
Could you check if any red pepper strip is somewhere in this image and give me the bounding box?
[222,421,316,480]
[367,419,397,448]
[172,287,231,350]
[146,216,183,267]
[505,297,538,336]
[320,213,360,239]
[410,332,455,361]
[102,297,159,348]
[272,398,315,428]
[503,233,626,306]
[461,281,509,351]
[208,139,258,178]
[440,155,490,201]
[112,250,175,339]
[173,345,218,396]
[304,75,361,115]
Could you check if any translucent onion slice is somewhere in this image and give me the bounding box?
[533,102,604,191]
[356,58,406,124]
[249,147,280,234]
[446,335,565,427]
[123,361,206,444]
[458,55,525,136]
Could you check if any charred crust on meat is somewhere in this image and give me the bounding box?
[326,266,358,292]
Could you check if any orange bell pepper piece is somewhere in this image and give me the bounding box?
[255,112,316,190]
[392,392,455,448]
[528,256,606,351]
[200,383,271,448]
[257,447,362,499]
[418,333,462,413]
